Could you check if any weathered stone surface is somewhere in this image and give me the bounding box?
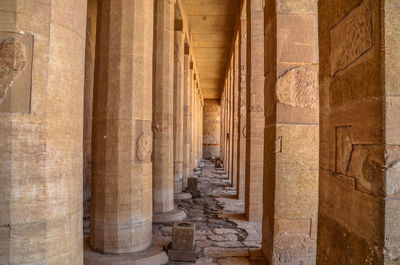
[330,0,373,76]
[203,99,221,159]
[208,233,237,242]
[90,0,154,254]
[172,222,195,251]
[217,257,250,265]
[203,247,249,258]
[277,67,318,109]
[137,132,153,162]
[0,32,33,113]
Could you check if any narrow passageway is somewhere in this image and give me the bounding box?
[153,160,266,265]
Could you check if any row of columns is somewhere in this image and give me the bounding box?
[220,0,400,264]
[0,0,204,263]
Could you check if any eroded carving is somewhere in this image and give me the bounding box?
[0,38,26,103]
[0,32,33,113]
[335,126,353,175]
[275,136,282,154]
[136,132,153,162]
[330,0,373,76]
[277,67,318,109]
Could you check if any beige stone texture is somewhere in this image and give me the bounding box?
[245,0,264,222]
[183,53,191,188]
[83,0,97,224]
[0,0,86,264]
[236,16,247,201]
[153,0,176,214]
[174,29,185,194]
[90,0,154,254]
[231,41,240,189]
[262,0,319,264]
[203,100,221,159]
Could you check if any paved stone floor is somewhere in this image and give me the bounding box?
[153,160,267,265]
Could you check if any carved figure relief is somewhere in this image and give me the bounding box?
[136,132,153,162]
[277,67,318,109]
[0,32,33,113]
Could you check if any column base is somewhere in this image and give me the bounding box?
[84,236,169,265]
[153,208,187,224]
[174,192,192,200]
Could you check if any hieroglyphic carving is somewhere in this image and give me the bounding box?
[335,126,353,175]
[330,0,373,76]
[136,132,153,162]
[0,32,33,113]
[277,67,318,109]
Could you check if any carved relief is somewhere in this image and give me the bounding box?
[275,136,282,154]
[0,32,33,113]
[136,132,153,162]
[335,126,353,175]
[347,145,384,196]
[330,0,373,76]
[277,67,318,109]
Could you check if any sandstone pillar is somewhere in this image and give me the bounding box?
[231,40,240,189]
[237,13,247,201]
[245,0,264,221]
[152,0,186,223]
[183,50,191,187]
[262,0,319,263]
[173,22,185,196]
[220,92,226,164]
[317,1,400,264]
[0,1,86,264]
[83,0,98,224]
[90,0,154,254]
[203,100,221,159]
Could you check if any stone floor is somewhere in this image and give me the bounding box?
[153,160,267,265]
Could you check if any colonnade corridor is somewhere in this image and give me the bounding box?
[1,0,399,265]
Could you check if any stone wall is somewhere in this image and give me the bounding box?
[203,99,221,159]
[317,0,400,264]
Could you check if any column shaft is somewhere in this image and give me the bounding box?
[245,0,264,222]
[0,1,86,263]
[183,53,191,188]
[231,41,240,189]
[237,16,247,201]
[91,0,154,254]
[173,29,184,194]
[152,0,176,213]
[262,0,319,263]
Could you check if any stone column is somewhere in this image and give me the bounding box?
[0,1,86,264]
[90,0,154,254]
[245,0,264,222]
[231,40,240,189]
[317,1,400,264]
[152,0,186,223]
[173,21,190,200]
[237,13,247,201]
[262,0,319,263]
[220,91,226,163]
[183,47,191,188]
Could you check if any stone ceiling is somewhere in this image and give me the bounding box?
[183,0,240,99]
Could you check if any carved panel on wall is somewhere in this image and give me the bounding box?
[277,67,318,109]
[330,0,373,76]
[0,32,33,113]
[136,132,153,162]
